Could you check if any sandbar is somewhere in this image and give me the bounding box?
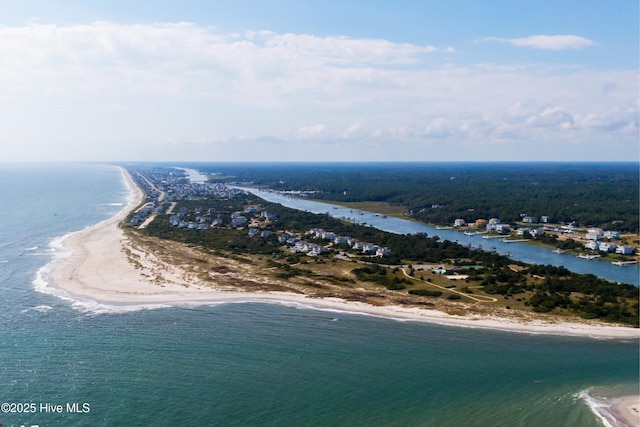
[47,167,640,339]
[611,395,640,427]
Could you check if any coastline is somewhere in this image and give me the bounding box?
[612,395,640,427]
[45,167,640,340]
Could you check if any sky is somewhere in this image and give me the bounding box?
[0,1,638,162]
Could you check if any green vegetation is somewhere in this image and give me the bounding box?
[195,162,639,233]
[352,265,411,290]
[127,164,640,327]
[409,289,443,297]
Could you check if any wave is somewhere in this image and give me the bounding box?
[20,305,54,314]
[106,202,124,206]
[577,389,634,427]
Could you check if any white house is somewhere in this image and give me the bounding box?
[604,230,621,239]
[585,241,600,251]
[334,236,349,244]
[376,247,392,257]
[586,227,604,240]
[495,224,511,233]
[598,242,617,252]
[454,218,466,227]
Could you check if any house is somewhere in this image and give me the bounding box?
[585,241,600,251]
[541,216,549,223]
[604,230,621,239]
[376,247,392,257]
[586,227,604,240]
[231,216,247,227]
[475,219,488,228]
[454,218,466,227]
[495,224,511,233]
[616,245,635,255]
[522,216,538,223]
[334,236,349,244]
[598,242,617,252]
[432,267,447,274]
[279,233,297,244]
[320,231,336,240]
[529,228,544,238]
[261,211,277,221]
[486,218,502,231]
[248,228,260,237]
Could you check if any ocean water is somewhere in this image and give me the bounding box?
[0,162,637,427]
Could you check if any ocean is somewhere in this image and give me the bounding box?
[0,162,637,427]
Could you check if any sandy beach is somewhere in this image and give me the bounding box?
[47,167,640,340]
[611,395,640,427]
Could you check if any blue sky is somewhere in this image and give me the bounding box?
[0,1,637,161]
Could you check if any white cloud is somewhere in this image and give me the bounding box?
[291,124,325,139]
[479,35,596,50]
[0,22,636,161]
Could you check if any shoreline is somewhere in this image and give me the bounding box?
[45,166,640,340]
[586,393,640,427]
[611,395,640,427]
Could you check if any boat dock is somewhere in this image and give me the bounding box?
[611,260,638,266]
[502,238,527,243]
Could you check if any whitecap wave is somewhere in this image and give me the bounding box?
[20,305,55,314]
[106,202,124,206]
[577,389,619,427]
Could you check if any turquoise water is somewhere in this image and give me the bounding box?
[0,163,637,426]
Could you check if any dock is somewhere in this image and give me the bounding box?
[577,254,601,260]
[502,238,527,243]
[611,260,638,266]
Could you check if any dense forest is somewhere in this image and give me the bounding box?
[184,162,639,233]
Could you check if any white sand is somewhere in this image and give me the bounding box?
[47,167,640,339]
[612,395,640,427]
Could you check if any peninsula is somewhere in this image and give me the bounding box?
[48,165,639,339]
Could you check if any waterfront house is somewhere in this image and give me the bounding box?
[454,218,466,227]
[586,228,604,240]
[598,242,617,252]
[616,245,635,255]
[529,228,544,238]
[495,224,511,233]
[585,241,600,251]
